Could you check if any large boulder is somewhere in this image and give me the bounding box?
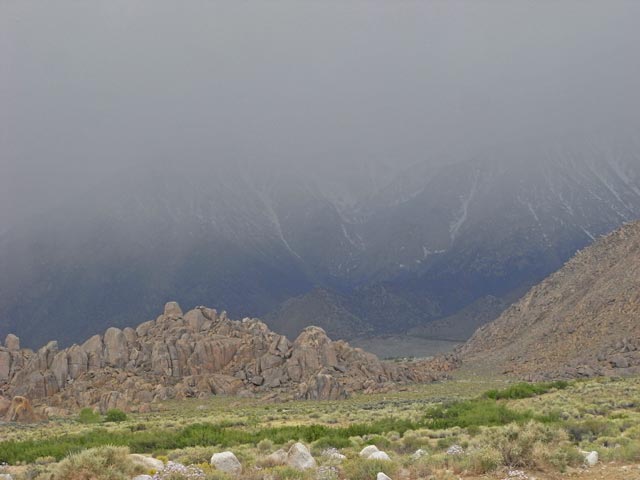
[583,450,598,467]
[0,396,11,416]
[210,451,242,475]
[99,391,127,414]
[299,373,347,400]
[359,445,380,458]
[368,451,391,461]
[164,301,183,317]
[104,328,128,368]
[5,334,20,351]
[184,309,206,332]
[287,442,317,470]
[4,396,41,423]
[0,351,11,382]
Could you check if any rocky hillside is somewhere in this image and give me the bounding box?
[0,302,454,414]
[460,221,640,379]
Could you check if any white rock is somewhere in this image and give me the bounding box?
[211,451,242,475]
[132,476,153,480]
[411,448,428,460]
[129,454,164,472]
[0,474,13,480]
[446,444,464,456]
[368,451,391,461]
[359,445,380,458]
[322,448,346,462]
[583,450,598,467]
[287,442,317,470]
[377,473,392,480]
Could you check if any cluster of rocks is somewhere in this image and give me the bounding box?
[526,337,640,381]
[0,302,450,414]
[130,443,319,479]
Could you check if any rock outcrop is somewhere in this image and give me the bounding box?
[3,395,40,423]
[0,303,449,412]
[461,221,640,379]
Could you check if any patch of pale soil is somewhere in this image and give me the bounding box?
[457,463,640,480]
[350,334,460,359]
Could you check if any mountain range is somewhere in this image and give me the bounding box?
[2,137,640,348]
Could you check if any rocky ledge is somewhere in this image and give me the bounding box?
[0,302,455,416]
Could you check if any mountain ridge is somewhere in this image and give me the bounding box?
[460,220,640,379]
[2,143,640,348]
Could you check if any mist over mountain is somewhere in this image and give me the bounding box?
[2,1,640,348]
[2,139,639,348]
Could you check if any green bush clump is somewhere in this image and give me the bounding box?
[426,399,534,429]
[485,381,569,400]
[105,409,128,423]
[77,407,102,424]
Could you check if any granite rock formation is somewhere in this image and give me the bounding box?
[0,303,453,413]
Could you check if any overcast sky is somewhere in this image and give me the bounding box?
[2,0,640,228]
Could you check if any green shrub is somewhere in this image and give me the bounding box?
[485,381,569,400]
[565,418,616,442]
[426,399,534,429]
[257,438,274,452]
[167,446,212,465]
[78,407,102,424]
[105,409,128,423]
[463,447,501,474]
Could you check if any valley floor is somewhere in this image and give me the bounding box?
[1,373,640,480]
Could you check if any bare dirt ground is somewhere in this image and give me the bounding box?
[462,463,640,480]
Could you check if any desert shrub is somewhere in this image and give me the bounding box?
[311,435,352,451]
[104,409,127,423]
[485,381,569,400]
[78,407,102,424]
[48,446,144,480]
[547,444,585,471]
[262,466,313,480]
[565,418,616,442]
[463,447,502,474]
[341,458,398,480]
[361,435,391,449]
[167,446,212,465]
[426,399,534,429]
[257,439,274,452]
[481,421,569,469]
[400,431,427,452]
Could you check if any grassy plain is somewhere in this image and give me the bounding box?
[1,372,640,479]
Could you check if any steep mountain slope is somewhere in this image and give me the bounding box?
[2,140,640,347]
[461,221,640,379]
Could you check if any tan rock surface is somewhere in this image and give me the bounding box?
[461,221,640,379]
[0,302,451,411]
